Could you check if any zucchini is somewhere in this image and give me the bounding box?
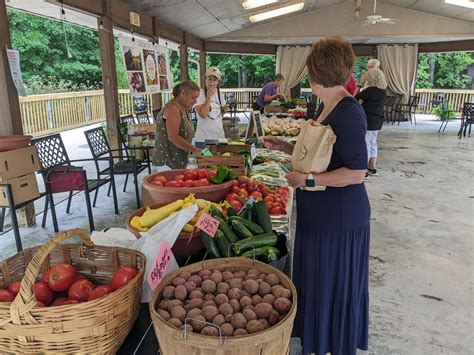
[215,216,239,244]
[210,205,226,221]
[228,216,264,235]
[231,220,254,240]
[254,200,272,233]
[233,232,277,255]
[227,206,238,218]
[200,231,221,258]
[215,230,233,257]
[242,246,281,262]
[242,203,253,221]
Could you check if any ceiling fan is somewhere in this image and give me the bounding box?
[361,0,399,25]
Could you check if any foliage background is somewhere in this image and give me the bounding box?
[6,9,474,95]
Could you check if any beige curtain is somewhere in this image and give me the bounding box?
[377,44,418,104]
[276,46,310,97]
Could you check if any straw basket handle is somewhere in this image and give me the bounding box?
[5,228,93,327]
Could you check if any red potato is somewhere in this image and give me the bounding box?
[274,297,292,315]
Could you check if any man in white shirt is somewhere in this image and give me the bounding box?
[194,67,228,147]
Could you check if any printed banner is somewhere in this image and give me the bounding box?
[119,36,172,96]
[6,49,27,96]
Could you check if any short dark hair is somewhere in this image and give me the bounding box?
[306,36,355,87]
[274,73,285,81]
[172,80,200,98]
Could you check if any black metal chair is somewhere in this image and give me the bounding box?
[437,99,458,134]
[383,96,396,123]
[31,133,118,232]
[0,175,59,252]
[431,92,445,110]
[84,127,150,208]
[458,102,474,139]
[393,95,419,125]
[135,111,151,124]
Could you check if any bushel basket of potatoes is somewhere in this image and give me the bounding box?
[149,257,297,355]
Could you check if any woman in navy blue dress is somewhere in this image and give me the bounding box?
[262,37,370,355]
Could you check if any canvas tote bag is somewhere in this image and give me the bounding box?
[291,120,336,191]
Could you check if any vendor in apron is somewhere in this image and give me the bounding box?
[194,67,228,148]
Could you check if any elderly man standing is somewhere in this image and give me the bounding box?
[356,58,381,94]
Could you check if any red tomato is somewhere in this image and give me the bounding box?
[175,175,185,182]
[260,187,269,197]
[226,193,240,203]
[111,267,138,291]
[278,189,289,199]
[51,297,68,307]
[48,263,76,292]
[207,169,217,179]
[68,280,95,302]
[196,169,208,180]
[192,180,200,187]
[239,184,247,191]
[274,197,284,205]
[258,181,266,190]
[272,202,284,209]
[176,181,183,188]
[182,180,194,188]
[270,207,286,215]
[232,180,240,188]
[246,179,258,193]
[88,284,114,301]
[0,289,14,302]
[279,185,290,193]
[265,202,273,210]
[184,169,198,181]
[41,269,52,283]
[197,178,210,187]
[231,186,240,194]
[8,281,21,296]
[230,200,243,212]
[150,180,163,186]
[34,281,54,306]
[250,191,263,200]
[153,175,167,184]
[36,301,45,307]
[164,180,180,188]
[62,299,80,305]
[263,195,274,203]
[239,189,249,199]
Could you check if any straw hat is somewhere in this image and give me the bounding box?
[205,67,221,81]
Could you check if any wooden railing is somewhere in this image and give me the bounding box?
[18,87,474,136]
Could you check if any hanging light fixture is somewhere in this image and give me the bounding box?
[242,0,278,10]
[249,1,304,23]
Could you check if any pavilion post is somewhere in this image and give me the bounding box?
[199,50,206,89]
[98,14,121,153]
[180,43,189,82]
[0,0,23,136]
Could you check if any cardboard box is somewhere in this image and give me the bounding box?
[0,173,40,206]
[0,146,41,180]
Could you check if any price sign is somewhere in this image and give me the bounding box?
[200,147,213,157]
[250,143,257,160]
[147,240,172,290]
[195,213,220,237]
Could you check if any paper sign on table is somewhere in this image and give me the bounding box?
[195,212,220,237]
[201,147,213,157]
[250,143,257,160]
[147,240,172,290]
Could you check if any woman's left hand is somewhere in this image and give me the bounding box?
[285,171,307,188]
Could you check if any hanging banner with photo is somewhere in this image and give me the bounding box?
[119,36,172,96]
[6,49,27,96]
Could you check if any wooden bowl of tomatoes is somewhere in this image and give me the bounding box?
[126,204,204,258]
[141,168,234,207]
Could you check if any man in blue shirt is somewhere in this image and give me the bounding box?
[253,74,285,113]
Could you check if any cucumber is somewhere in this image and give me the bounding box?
[242,246,281,262]
[200,230,221,258]
[215,230,233,257]
[215,216,239,244]
[228,216,264,235]
[242,203,253,221]
[254,200,272,233]
[227,206,238,218]
[233,232,277,255]
[210,205,226,221]
[231,220,254,240]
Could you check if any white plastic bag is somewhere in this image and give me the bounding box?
[136,204,198,302]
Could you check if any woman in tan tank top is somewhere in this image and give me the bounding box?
[154,81,202,169]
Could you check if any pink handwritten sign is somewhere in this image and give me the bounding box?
[195,213,220,237]
[147,240,172,290]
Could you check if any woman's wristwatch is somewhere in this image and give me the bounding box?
[305,173,315,188]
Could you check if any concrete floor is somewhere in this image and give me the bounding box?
[0,115,472,354]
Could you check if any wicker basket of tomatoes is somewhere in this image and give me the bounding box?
[142,168,234,206]
[0,228,145,354]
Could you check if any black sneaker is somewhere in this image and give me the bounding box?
[368,169,379,176]
[364,172,370,181]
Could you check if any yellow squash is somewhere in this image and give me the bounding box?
[139,199,184,227]
[130,216,148,232]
